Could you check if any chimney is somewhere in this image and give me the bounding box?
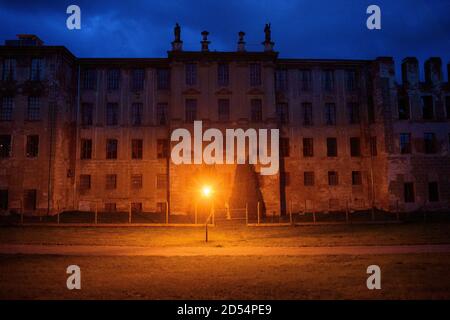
[424,57,442,85]
[200,31,210,52]
[401,57,419,88]
[5,34,43,46]
[237,31,246,52]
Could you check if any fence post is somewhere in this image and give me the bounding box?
[165,201,169,224]
[128,202,132,224]
[312,202,316,224]
[95,202,98,224]
[245,203,248,225]
[257,201,260,225]
[346,200,349,223]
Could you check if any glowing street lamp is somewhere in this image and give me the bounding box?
[201,185,212,198]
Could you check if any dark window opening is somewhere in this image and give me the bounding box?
[26,135,39,158]
[428,182,439,202]
[23,189,37,211]
[350,137,361,157]
[422,96,434,120]
[0,135,12,158]
[81,139,92,160]
[303,138,314,157]
[106,139,118,159]
[250,99,262,122]
[131,139,143,159]
[404,182,415,203]
[352,171,362,185]
[327,138,338,157]
[304,172,314,186]
[328,171,338,186]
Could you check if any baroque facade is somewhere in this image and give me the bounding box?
[0,30,449,218]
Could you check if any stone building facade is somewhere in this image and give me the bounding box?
[0,31,449,217]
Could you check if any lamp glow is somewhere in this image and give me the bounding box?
[201,185,212,198]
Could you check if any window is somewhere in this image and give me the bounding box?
[23,189,37,211]
[131,103,143,126]
[156,103,168,125]
[79,175,91,190]
[27,96,40,121]
[104,203,116,212]
[0,96,13,121]
[422,96,434,120]
[428,182,439,202]
[345,70,356,91]
[157,139,169,158]
[325,103,336,125]
[218,99,230,122]
[131,69,145,91]
[81,139,92,160]
[250,99,262,122]
[131,139,143,159]
[398,96,410,120]
[322,70,334,91]
[217,63,229,87]
[249,63,261,86]
[156,174,167,189]
[157,68,170,90]
[348,103,360,124]
[352,171,362,185]
[81,103,93,126]
[304,171,315,186]
[185,99,197,122]
[30,58,44,81]
[107,69,120,90]
[327,138,337,157]
[280,138,290,157]
[404,182,415,203]
[82,69,97,90]
[302,102,313,126]
[0,135,11,158]
[400,133,411,154]
[298,69,312,91]
[2,58,16,81]
[276,103,289,124]
[350,137,361,157]
[0,189,8,210]
[131,174,143,189]
[303,138,314,157]
[275,69,288,91]
[26,135,39,158]
[370,136,378,156]
[424,133,437,154]
[185,63,197,86]
[106,103,119,126]
[106,174,117,189]
[367,95,375,124]
[106,139,118,159]
[446,96,450,119]
[131,202,143,213]
[328,171,338,186]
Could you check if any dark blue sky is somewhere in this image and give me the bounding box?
[1,0,449,79]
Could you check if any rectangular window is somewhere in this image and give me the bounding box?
[131,69,145,91]
[185,99,197,122]
[79,175,91,190]
[82,69,97,90]
[106,103,119,126]
[106,174,117,190]
[298,69,312,91]
[428,182,439,202]
[131,202,143,213]
[131,139,143,159]
[370,136,378,156]
[275,69,288,91]
[2,58,16,81]
[327,138,338,157]
[325,103,336,125]
[81,103,93,126]
[345,70,356,91]
[400,133,411,154]
[106,139,118,159]
[280,138,290,157]
[185,63,197,86]
[30,58,44,81]
[26,135,39,158]
[104,203,116,212]
[328,171,338,186]
[398,96,410,120]
[0,189,8,210]
[131,103,143,126]
[424,133,437,154]
[276,103,289,124]
[304,171,315,186]
[23,189,37,211]
[156,103,168,125]
[352,171,362,185]
[131,174,143,189]
[446,96,450,119]
[81,139,92,160]
[27,96,40,121]
[107,69,120,90]
[322,70,334,91]
[404,182,415,203]
[303,138,314,157]
[156,174,167,189]
[157,68,170,90]
[348,103,360,124]
[218,99,230,122]
[157,139,169,158]
[249,63,261,86]
[422,96,434,120]
[350,137,361,157]
[302,102,313,126]
[0,135,11,158]
[250,99,262,122]
[217,63,229,87]
[0,96,13,121]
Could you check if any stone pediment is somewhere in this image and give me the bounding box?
[247,87,264,95]
[215,87,232,95]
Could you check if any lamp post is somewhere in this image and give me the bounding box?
[201,185,214,242]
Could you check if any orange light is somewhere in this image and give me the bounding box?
[201,185,212,198]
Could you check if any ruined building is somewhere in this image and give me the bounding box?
[0,29,449,218]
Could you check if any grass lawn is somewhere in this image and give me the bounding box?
[1,222,450,247]
[1,253,449,299]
